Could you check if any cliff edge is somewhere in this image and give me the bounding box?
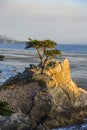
[0,59,87,130]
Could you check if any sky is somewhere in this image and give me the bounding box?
[0,0,87,44]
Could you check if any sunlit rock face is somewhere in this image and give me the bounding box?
[44,59,86,97]
[40,59,87,128]
[0,59,87,129]
[32,58,87,101]
[30,59,87,127]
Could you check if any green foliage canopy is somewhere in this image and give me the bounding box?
[25,38,61,72]
[26,38,57,49]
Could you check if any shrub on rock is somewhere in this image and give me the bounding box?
[0,101,13,116]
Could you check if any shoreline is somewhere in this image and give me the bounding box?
[73,78,87,91]
[0,58,87,130]
[0,55,87,90]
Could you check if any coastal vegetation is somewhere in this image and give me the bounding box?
[26,38,61,72]
[0,39,87,130]
[0,101,13,116]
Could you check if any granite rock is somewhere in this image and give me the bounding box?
[0,59,87,130]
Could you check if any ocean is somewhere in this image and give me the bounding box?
[0,42,87,129]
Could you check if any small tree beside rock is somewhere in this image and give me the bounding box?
[25,38,61,73]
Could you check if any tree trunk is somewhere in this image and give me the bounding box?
[41,57,48,73]
[37,49,43,62]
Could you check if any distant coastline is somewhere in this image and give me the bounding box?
[0,35,25,44]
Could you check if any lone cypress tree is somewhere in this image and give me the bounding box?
[26,38,61,72]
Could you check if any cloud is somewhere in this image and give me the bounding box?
[0,1,87,43]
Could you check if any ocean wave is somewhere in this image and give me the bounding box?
[53,120,87,130]
[0,49,36,55]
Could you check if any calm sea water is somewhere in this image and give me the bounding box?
[0,43,87,130]
[0,42,87,86]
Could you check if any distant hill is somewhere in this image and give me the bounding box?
[0,35,23,43]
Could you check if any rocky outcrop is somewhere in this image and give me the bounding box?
[0,82,52,130]
[0,113,31,130]
[0,55,4,61]
[0,59,87,130]
[44,59,87,103]
[32,59,87,105]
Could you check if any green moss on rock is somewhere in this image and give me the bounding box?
[0,101,14,116]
